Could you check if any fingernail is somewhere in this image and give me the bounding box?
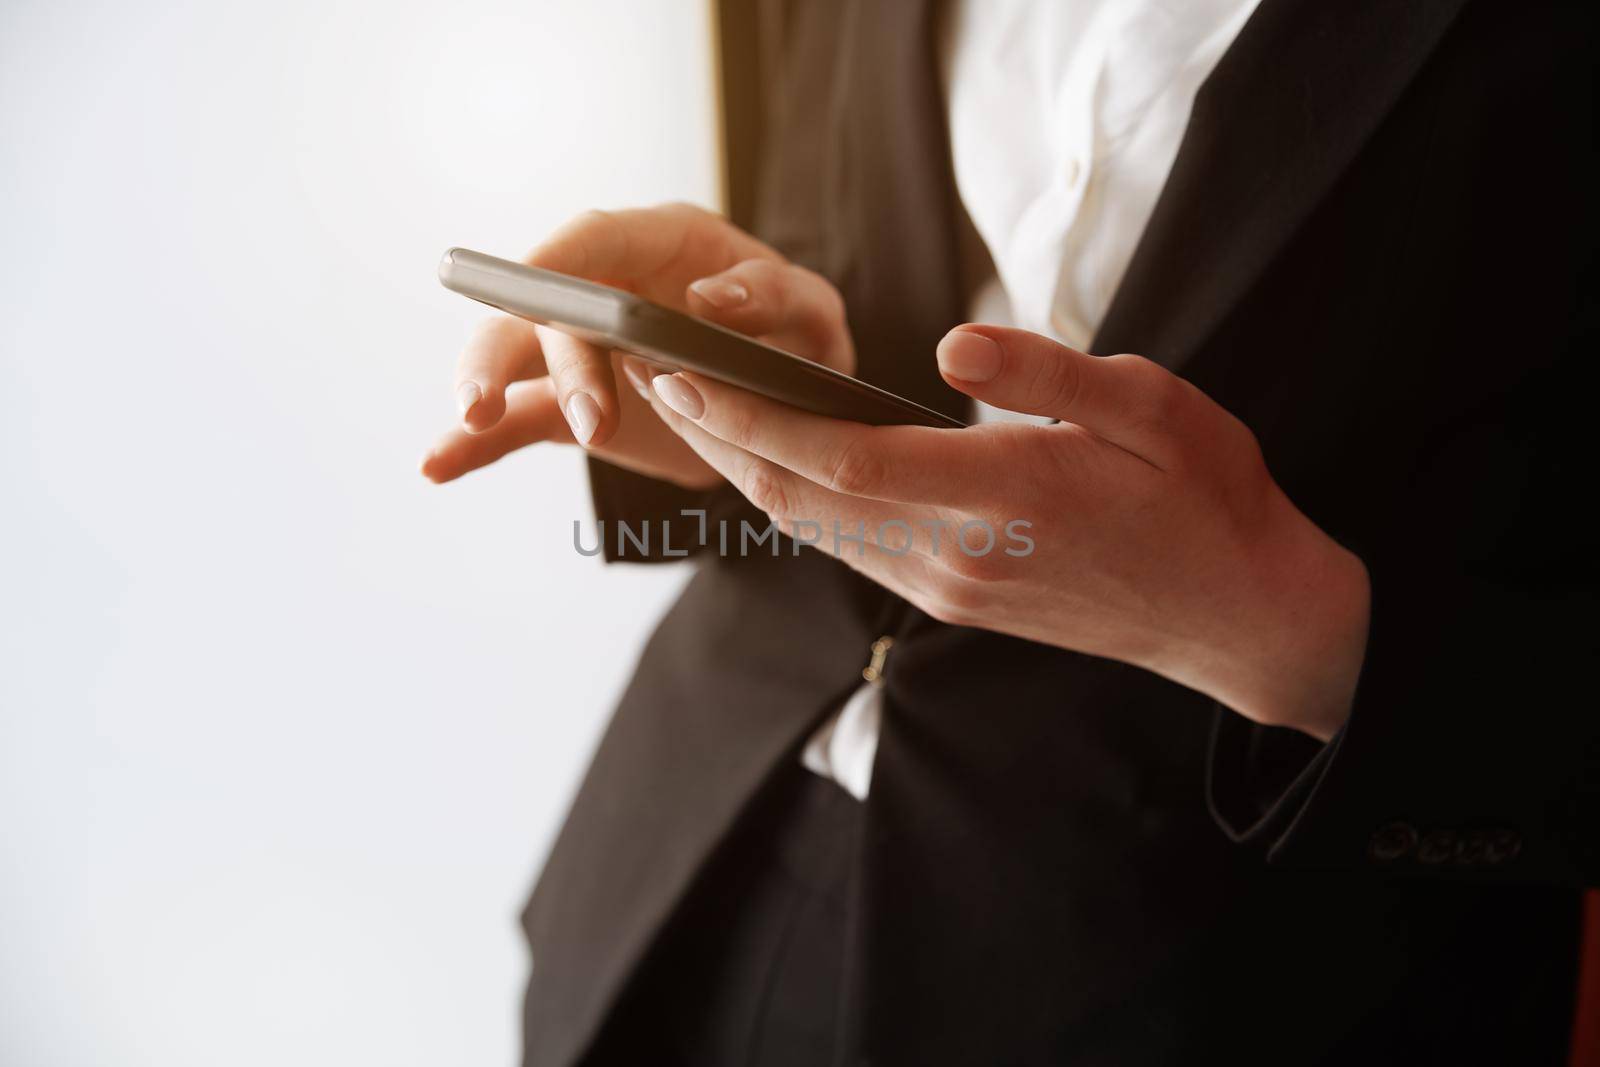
[688,277,749,309]
[936,330,1002,382]
[418,450,435,477]
[457,381,482,417]
[652,373,705,419]
[621,358,652,400]
[565,391,601,445]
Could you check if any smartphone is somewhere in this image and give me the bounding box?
[438,248,965,429]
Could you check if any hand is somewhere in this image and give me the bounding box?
[419,202,854,489]
[633,325,1371,741]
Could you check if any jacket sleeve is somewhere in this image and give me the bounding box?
[586,456,764,564]
[1207,365,1600,887]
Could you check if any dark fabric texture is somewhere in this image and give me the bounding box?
[523,0,1600,1063]
[581,764,864,1067]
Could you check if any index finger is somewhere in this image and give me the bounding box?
[653,371,983,507]
[518,205,717,445]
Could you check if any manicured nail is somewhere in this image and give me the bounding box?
[936,330,1002,382]
[418,450,435,478]
[621,357,652,400]
[457,381,482,418]
[652,373,704,419]
[688,277,749,309]
[566,391,601,445]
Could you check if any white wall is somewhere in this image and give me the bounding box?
[0,2,713,1063]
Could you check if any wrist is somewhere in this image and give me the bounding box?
[1157,497,1371,742]
[1237,501,1371,740]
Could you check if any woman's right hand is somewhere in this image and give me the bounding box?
[419,202,854,490]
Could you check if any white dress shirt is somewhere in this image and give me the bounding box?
[801,0,1263,801]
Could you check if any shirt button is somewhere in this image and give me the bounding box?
[1368,821,1417,862]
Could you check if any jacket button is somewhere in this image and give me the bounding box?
[1368,821,1418,861]
[1417,829,1458,864]
[1455,831,1489,865]
[1484,828,1523,865]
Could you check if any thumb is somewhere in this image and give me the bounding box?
[936,324,1191,462]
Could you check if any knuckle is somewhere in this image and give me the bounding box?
[730,255,781,283]
[945,546,1003,583]
[467,314,525,351]
[662,199,712,220]
[795,268,850,357]
[1149,373,1190,423]
[793,265,847,324]
[922,576,982,627]
[1212,417,1275,520]
[1026,346,1083,413]
[528,209,617,273]
[1225,413,1265,466]
[1109,352,1188,431]
[581,208,627,259]
[538,332,592,373]
[1105,351,1155,373]
[920,598,965,627]
[1108,352,1167,393]
[823,436,884,497]
[739,459,793,523]
[468,315,505,342]
[717,401,763,453]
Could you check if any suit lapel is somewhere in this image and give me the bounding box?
[1093,0,1468,368]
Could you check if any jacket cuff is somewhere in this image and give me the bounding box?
[1204,578,1600,885]
[1206,707,1340,848]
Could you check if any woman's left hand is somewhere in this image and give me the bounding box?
[630,324,1371,741]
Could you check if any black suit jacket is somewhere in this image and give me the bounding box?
[521,1,1600,1063]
